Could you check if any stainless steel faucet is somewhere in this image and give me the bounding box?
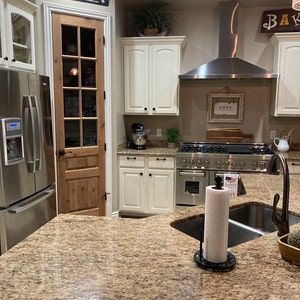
[268,153,290,237]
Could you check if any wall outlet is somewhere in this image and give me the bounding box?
[270,130,276,140]
[157,129,162,137]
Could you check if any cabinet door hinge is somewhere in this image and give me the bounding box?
[103,36,106,45]
[104,90,106,99]
[104,143,107,151]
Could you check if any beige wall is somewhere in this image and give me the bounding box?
[124,5,300,146]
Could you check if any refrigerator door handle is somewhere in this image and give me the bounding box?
[8,187,55,214]
[31,95,42,171]
[23,95,36,173]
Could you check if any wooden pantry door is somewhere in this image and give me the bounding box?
[52,13,105,215]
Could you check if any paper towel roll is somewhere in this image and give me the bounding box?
[203,185,230,263]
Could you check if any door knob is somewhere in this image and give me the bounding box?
[58,149,65,156]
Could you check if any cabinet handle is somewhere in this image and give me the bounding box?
[156,158,166,161]
[292,162,300,166]
[140,173,143,176]
[149,173,152,177]
[152,108,156,111]
[4,57,8,61]
[144,108,147,111]
[127,157,136,160]
[11,58,16,62]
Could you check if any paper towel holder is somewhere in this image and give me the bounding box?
[194,229,236,272]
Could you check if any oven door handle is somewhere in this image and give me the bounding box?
[179,171,205,177]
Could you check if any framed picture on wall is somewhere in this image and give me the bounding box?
[207,93,244,123]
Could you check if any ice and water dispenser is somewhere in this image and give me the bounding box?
[1,118,24,165]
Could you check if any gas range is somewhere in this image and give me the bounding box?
[176,142,274,173]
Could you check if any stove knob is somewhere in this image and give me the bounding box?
[251,161,258,169]
[204,160,210,167]
[231,161,237,168]
[260,161,267,169]
[239,161,246,168]
[216,160,222,167]
[223,161,230,167]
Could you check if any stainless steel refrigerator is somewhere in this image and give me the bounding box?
[0,69,56,254]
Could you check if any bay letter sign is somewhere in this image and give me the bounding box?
[261,9,300,33]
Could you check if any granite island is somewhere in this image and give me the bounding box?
[0,174,300,299]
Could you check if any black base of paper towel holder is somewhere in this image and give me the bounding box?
[194,250,236,272]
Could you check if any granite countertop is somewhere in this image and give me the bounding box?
[1,174,300,299]
[117,144,178,156]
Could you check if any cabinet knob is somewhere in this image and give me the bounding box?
[11,58,16,62]
[144,107,147,111]
[140,172,143,176]
[149,173,152,177]
[152,108,156,111]
[4,57,8,61]
[58,149,65,156]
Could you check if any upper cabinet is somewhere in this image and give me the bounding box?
[0,0,37,71]
[271,33,300,116]
[122,36,185,115]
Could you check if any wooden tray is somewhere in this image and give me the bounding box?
[278,233,300,266]
[206,128,253,143]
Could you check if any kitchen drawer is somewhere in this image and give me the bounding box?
[119,155,145,168]
[288,160,300,174]
[148,157,175,169]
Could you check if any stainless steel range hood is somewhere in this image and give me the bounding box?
[180,1,278,80]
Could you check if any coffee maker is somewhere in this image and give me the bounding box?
[130,123,147,150]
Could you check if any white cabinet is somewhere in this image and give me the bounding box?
[288,160,300,174]
[122,36,185,116]
[271,33,300,116]
[0,0,37,71]
[148,169,174,214]
[119,168,147,212]
[118,155,175,214]
[123,44,149,114]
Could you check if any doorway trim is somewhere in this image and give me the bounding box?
[43,1,113,216]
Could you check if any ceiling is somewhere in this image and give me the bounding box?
[120,0,292,11]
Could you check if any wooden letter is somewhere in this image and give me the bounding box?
[280,14,289,26]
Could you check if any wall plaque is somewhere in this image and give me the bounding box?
[207,93,244,123]
[261,8,300,33]
[74,0,109,6]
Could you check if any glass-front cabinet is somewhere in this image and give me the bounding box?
[0,0,37,71]
[0,0,7,66]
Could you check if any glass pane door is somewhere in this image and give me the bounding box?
[61,25,98,149]
[11,13,32,64]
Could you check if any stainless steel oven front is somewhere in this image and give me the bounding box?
[176,169,209,206]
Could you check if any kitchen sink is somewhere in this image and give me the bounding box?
[171,203,300,247]
[229,203,300,233]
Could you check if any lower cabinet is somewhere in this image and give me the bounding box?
[119,168,147,212]
[148,169,174,214]
[288,160,300,174]
[118,155,175,214]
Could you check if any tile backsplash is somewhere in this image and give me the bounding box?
[124,79,300,149]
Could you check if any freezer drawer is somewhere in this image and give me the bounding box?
[0,185,56,254]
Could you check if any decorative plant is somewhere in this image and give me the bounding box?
[131,0,174,36]
[165,128,180,143]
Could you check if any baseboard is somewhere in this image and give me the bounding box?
[111,211,119,218]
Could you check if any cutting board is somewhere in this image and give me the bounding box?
[206,128,254,143]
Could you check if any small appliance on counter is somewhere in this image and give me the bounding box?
[130,123,147,150]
